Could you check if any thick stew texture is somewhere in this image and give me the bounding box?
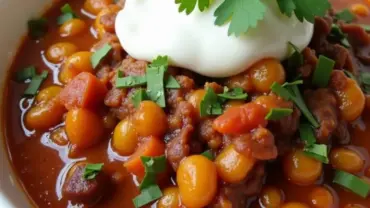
[3,0,370,207]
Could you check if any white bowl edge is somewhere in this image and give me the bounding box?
[0,0,52,207]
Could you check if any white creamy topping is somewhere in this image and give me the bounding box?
[115,0,314,77]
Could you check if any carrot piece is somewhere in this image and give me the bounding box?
[213,103,267,134]
[65,108,104,149]
[124,136,165,177]
[59,72,107,110]
[351,3,369,17]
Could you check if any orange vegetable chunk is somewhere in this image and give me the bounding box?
[124,136,165,177]
[59,72,107,110]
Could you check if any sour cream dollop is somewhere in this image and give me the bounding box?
[115,0,314,77]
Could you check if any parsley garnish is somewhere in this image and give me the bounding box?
[299,123,316,146]
[333,170,370,198]
[146,63,166,107]
[271,82,319,128]
[16,66,37,82]
[116,72,147,88]
[24,71,48,96]
[329,24,351,48]
[57,4,78,25]
[214,0,266,36]
[91,43,112,69]
[201,150,215,160]
[360,72,370,94]
[200,87,223,117]
[133,185,163,208]
[303,144,329,164]
[177,0,331,36]
[265,108,293,120]
[335,9,355,23]
[131,89,149,108]
[277,0,331,23]
[83,163,104,180]
[312,55,335,88]
[287,42,304,70]
[28,18,48,39]
[218,87,248,100]
[165,76,181,89]
[176,0,211,14]
[133,156,167,208]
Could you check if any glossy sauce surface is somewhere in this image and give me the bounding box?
[2,0,370,208]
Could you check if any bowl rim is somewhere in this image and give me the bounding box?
[0,1,54,207]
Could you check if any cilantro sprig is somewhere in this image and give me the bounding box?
[176,0,211,14]
[177,0,331,36]
[277,0,331,23]
[214,0,266,36]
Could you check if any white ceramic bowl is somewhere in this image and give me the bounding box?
[0,0,52,207]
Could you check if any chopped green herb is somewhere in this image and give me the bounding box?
[91,44,112,69]
[329,24,351,48]
[131,89,149,108]
[214,0,266,36]
[178,0,331,36]
[57,4,78,25]
[335,9,355,23]
[282,80,303,87]
[116,75,147,88]
[271,82,319,128]
[287,42,304,69]
[24,71,48,96]
[61,3,74,14]
[359,24,370,32]
[304,144,329,164]
[200,87,223,117]
[16,66,36,82]
[360,72,370,94]
[144,56,170,107]
[83,163,104,180]
[265,108,293,120]
[218,87,248,100]
[201,150,215,160]
[312,55,335,88]
[57,13,75,25]
[28,18,48,39]
[271,82,292,100]
[139,156,167,190]
[175,0,211,14]
[133,185,163,208]
[288,84,319,128]
[146,66,166,107]
[150,55,169,68]
[333,170,370,198]
[165,75,181,89]
[277,0,331,23]
[299,123,316,146]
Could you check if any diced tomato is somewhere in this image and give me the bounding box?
[213,103,267,134]
[124,136,165,177]
[59,72,108,110]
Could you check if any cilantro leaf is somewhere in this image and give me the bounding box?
[214,0,266,36]
[150,55,169,68]
[278,0,331,23]
[293,0,331,23]
[83,163,104,180]
[218,87,248,100]
[200,87,223,117]
[277,0,296,17]
[176,0,211,15]
[335,9,355,23]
